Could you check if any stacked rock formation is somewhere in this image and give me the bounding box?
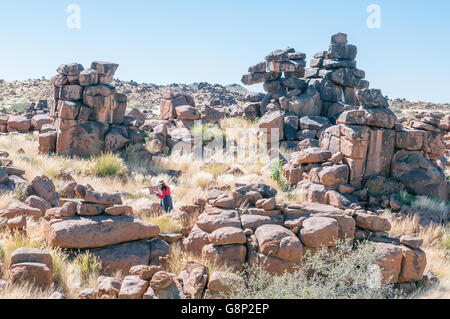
[179,182,427,284]
[39,62,140,157]
[240,33,448,213]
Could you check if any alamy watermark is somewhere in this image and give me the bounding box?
[367,4,382,29]
[66,4,81,29]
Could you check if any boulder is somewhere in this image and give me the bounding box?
[182,226,210,256]
[374,242,403,283]
[10,262,52,289]
[179,262,209,299]
[31,176,59,207]
[400,236,423,249]
[290,148,332,164]
[24,196,51,215]
[356,89,389,108]
[84,190,122,206]
[89,240,151,275]
[208,227,246,246]
[129,265,163,281]
[10,248,53,270]
[31,115,53,131]
[118,275,149,299]
[105,205,133,216]
[354,212,391,232]
[318,165,349,188]
[202,244,247,272]
[7,116,31,132]
[196,208,241,233]
[398,246,427,283]
[258,111,284,141]
[150,271,186,299]
[44,216,160,249]
[299,217,339,248]
[97,277,122,296]
[240,214,284,232]
[255,225,303,262]
[1,200,42,220]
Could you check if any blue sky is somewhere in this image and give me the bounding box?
[0,0,449,103]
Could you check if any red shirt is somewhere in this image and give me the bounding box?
[156,186,171,199]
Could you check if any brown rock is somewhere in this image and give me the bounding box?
[44,215,160,249]
[202,244,247,272]
[10,262,52,289]
[255,224,303,262]
[129,265,163,280]
[118,275,149,299]
[98,277,122,296]
[354,212,391,232]
[400,235,423,249]
[299,217,339,248]
[374,242,403,283]
[179,262,209,299]
[105,205,133,216]
[208,227,246,246]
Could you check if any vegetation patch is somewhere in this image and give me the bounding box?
[223,241,397,299]
[270,159,291,193]
[85,153,128,178]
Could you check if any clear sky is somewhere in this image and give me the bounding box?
[0,0,449,103]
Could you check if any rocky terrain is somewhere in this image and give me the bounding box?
[0,32,448,300]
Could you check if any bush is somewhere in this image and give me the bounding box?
[366,175,402,196]
[270,159,291,193]
[396,190,416,206]
[73,252,102,282]
[0,244,4,260]
[9,102,29,112]
[411,196,449,222]
[191,123,225,147]
[85,153,127,178]
[224,241,397,299]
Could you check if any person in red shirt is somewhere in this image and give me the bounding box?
[153,181,173,214]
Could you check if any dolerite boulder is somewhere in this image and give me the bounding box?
[44,216,160,249]
[88,240,151,275]
[391,150,448,201]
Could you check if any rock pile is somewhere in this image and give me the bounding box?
[178,182,427,284]
[240,33,448,217]
[38,62,145,157]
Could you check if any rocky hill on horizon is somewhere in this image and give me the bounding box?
[0,78,448,114]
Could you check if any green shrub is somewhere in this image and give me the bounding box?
[270,159,291,193]
[73,252,102,282]
[396,190,416,206]
[85,152,127,178]
[223,241,397,299]
[0,244,4,260]
[191,123,225,147]
[9,102,29,112]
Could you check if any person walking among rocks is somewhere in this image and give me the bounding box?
[153,181,173,214]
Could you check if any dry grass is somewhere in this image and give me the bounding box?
[167,243,233,276]
[389,216,450,298]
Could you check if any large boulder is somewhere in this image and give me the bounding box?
[258,111,284,141]
[202,244,247,272]
[44,216,160,249]
[31,176,59,207]
[55,120,109,157]
[354,212,391,232]
[208,227,246,246]
[88,240,151,275]
[7,116,31,133]
[118,275,149,299]
[10,263,52,289]
[196,208,241,233]
[299,217,339,248]
[391,150,447,201]
[374,242,403,283]
[290,147,332,165]
[255,225,303,262]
